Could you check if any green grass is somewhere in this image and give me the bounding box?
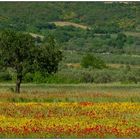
[0,83,139,103]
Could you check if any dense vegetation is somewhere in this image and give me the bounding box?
[81,54,106,69]
[0,2,140,84]
[0,2,139,54]
[0,30,62,92]
[0,2,137,30]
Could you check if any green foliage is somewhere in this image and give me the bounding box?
[91,70,116,83]
[23,73,33,83]
[116,33,127,49]
[33,72,45,83]
[96,53,140,65]
[0,2,139,54]
[43,68,140,84]
[0,2,139,86]
[0,30,62,92]
[0,72,12,81]
[36,35,63,75]
[0,30,36,73]
[0,30,37,92]
[93,23,121,34]
[81,54,106,69]
[0,2,137,31]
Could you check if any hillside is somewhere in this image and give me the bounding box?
[0,2,138,31]
[0,2,140,86]
[0,2,139,55]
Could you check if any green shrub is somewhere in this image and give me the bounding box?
[45,69,82,84]
[119,68,139,84]
[24,73,33,82]
[92,70,116,83]
[33,72,45,83]
[81,54,106,69]
[81,71,94,83]
[123,72,138,84]
[0,72,12,81]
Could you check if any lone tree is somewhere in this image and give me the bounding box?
[81,53,106,69]
[0,30,62,93]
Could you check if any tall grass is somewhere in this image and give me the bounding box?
[0,83,140,103]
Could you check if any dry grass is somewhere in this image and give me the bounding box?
[107,63,140,69]
[51,21,89,29]
[124,31,140,38]
[66,63,81,68]
[29,33,44,40]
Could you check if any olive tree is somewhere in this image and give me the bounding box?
[0,30,62,93]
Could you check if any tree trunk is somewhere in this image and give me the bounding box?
[15,76,22,93]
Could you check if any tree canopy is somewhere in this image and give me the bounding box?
[0,30,62,93]
[81,54,106,69]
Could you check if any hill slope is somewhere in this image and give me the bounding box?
[0,2,139,55]
[0,2,138,31]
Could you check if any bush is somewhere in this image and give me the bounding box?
[81,71,94,83]
[0,72,12,81]
[119,68,139,84]
[81,54,106,69]
[45,69,82,84]
[33,72,45,83]
[24,73,33,83]
[127,72,138,84]
[92,70,116,83]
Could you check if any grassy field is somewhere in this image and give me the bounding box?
[0,83,140,138]
[0,83,140,102]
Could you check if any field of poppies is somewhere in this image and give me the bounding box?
[0,84,140,138]
[0,102,140,138]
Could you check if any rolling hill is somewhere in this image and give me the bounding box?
[0,2,138,31]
